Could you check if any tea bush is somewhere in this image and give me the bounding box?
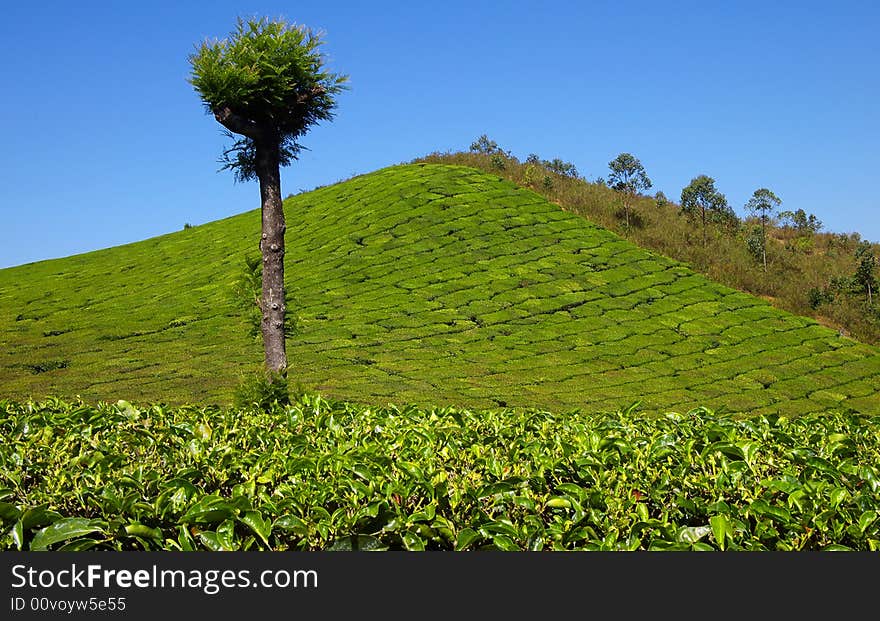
[2,396,878,551]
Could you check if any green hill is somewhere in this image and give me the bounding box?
[1,163,878,415]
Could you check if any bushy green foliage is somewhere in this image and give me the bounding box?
[608,153,652,232]
[808,287,835,310]
[681,175,736,245]
[470,134,505,155]
[542,157,579,179]
[188,17,347,182]
[746,225,765,264]
[608,153,651,195]
[780,209,822,235]
[233,370,290,410]
[2,397,879,551]
[231,255,264,340]
[522,151,578,179]
[854,241,877,305]
[230,255,300,340]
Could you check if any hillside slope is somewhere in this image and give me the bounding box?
[0,163,878,415]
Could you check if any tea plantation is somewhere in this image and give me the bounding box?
[2,163,880,551]
[1,164,877,415]
[2,396,878,551]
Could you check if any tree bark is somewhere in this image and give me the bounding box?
[254,139,288,374]
[761,215,767,272]
[701,205,707,247]
[214,107,264,141]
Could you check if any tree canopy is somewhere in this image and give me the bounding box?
[189,17,348,181]
[680,175,733,245]
[608,153,652,196]
[745,188,782,222]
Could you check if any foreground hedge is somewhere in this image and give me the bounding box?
[1,396,879,551]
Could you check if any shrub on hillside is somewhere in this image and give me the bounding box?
[470,134,504,155]
[234,370,290,410]
[808,287,835,310]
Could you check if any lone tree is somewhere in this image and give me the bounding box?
[744,188,782,271]
[608,153,652,231]
[680,175,731,246]
[854,241,877,306]
[189,18,347,375]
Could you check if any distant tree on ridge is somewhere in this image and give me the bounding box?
[745,188,782,271]
[680,175,732,246]
[608,153,652,232]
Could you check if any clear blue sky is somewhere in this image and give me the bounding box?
[1,0,877,269]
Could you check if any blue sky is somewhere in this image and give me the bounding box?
[0,0,877,268]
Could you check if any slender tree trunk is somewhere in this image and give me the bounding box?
[701,206,707,247]
[761,215,767,272]
[255,139,288,374]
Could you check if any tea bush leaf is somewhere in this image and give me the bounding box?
[709,515,732,550]
[125,523,163,541]
[858,511,877,534]
[30,518,105,551]
[240,511,272,547]
[180,496,236,525]
[455,528,480,551]
[0,502,21,523]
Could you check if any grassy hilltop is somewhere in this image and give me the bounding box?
[0,163,878,415]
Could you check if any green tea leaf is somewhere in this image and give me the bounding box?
[710,515,730,550]
[125,523,163,540]
[20,505,60,531]
[806,457,841,482]
[492,534,519,551]
[676,525,711,544]
[30,518,105,551]
[545,497,571,509]
[12,520,24,551]
[177,525,195,551]
[217,519,237,550]
[0,502,21,523]
[198,531,227,551]
[858,511,877,534]
[180,495,235,524]
[402,531,425,551]
[274,515,309,536]
[240,511,271,547]
[748,500,791,525]
[455,528,479,551]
